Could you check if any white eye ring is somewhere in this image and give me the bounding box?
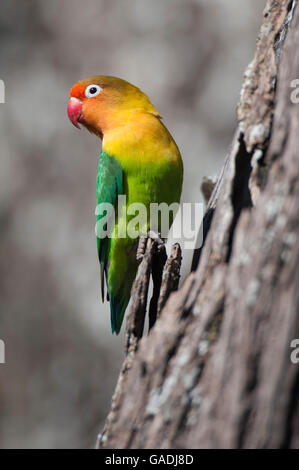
[85,84,102,98]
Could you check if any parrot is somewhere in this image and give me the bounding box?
[67,76,183,334]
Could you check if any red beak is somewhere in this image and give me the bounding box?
[68,97,84,129]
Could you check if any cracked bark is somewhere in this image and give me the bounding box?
[97,0,299,449]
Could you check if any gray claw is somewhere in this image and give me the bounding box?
[137,235,147,260]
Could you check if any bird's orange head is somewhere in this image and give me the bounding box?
[68,76,160,138]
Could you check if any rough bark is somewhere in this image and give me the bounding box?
[97,0,299,449]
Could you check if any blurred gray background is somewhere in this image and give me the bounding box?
[0,0,264,448]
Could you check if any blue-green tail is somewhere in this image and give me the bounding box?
[110,293,130,335]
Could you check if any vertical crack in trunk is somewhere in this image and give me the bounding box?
[226,134,253,262]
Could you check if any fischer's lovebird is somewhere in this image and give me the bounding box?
[67,76,183,334]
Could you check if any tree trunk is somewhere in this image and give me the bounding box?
[97,0,299,449]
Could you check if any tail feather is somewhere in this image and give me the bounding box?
[110,294,130,335]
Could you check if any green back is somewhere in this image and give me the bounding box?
[96,149,123,304]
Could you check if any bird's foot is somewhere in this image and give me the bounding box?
[137,235,148,261]
[148,230,164,249]
[136,231,164,261]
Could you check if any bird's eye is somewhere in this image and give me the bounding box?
[85,84,102,98]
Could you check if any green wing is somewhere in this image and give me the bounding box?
[96,149,123,302]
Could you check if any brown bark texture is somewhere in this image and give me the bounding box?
[97,0,299,449]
